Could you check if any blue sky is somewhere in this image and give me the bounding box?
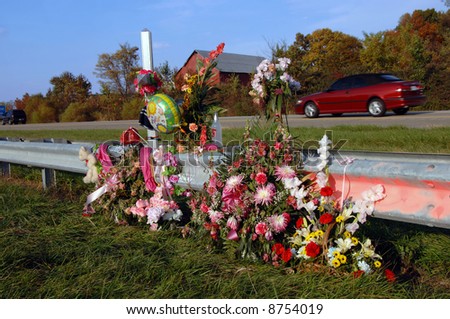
[0,0,447,102]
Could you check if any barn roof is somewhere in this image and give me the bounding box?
[193,50,265,74]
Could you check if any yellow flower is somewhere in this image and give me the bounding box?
[332,258,341,268]
[339,254,347,264]
[344,231,351,238]
[332,251,340,257]
[316,230,324,237]
[336,216,344,223]
[351,237,359,245]
[374,260,382,268]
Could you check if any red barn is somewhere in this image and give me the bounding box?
[175,50,265,89]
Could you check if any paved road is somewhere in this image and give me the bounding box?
[1,110,449,131]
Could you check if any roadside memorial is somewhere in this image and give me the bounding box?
[80,43,391,279]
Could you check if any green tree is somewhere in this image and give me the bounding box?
[94,43,140,98]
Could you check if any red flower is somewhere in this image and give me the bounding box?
[320,186,333,197]
[319,213,333,225]
[385,269,396,282]
[353,270,365,278]
[295,218,303,229]
[305,241,321,258]
[287,196,297,208]
[272,243,285,256]
[255,172,268,185]
[199,125,207,147]
[281,248,292,263]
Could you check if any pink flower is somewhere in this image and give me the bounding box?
[227,216,238,230]
[274,165,296,180]
[224,175,244,192]
[130,206,146,218]
[268,213,290,233]
[135,199,149,209]
[209,210,224,224]
[254,183,275,206]
[255,222,268,235]
[255,172,267,185]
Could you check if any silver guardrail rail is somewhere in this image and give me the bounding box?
[1,140,449,229]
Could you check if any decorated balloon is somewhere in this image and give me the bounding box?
[146,93,181,134]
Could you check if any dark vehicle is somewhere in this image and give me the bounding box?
[2,109,27,125]
[294,73,426,118]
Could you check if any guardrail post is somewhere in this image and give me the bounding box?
[1,161,10,177]
[42,168,56,189]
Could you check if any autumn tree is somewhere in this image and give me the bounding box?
[94,43,140,98]
[286,28,363,94]
[47,71,92,120]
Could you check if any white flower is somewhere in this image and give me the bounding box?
[315,171,328,188]
[345,222,359,234]
[300,200,317,214]
[360,238,381,258]
[146,207,165,224]
[276,57,291,71]
[357,260,372,273]
[162,209,183,221]
[353,199,375,223]
[335,237,354,253]
[283,177,302,190]
[362,184,386,202]
[293,186,309,206]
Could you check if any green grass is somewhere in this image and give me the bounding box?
[0,177,449,299]
[1,125,449,298]
[2,125,450,153]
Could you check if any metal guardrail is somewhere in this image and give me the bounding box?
[1,140,449,229]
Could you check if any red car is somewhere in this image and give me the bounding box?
[294,73,426,118]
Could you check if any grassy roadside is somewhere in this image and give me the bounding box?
[2,125,450,153]
[1,178,449,299]
[1,125,449,298]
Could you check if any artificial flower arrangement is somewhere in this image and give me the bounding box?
[188,118,386,275]
[176,42,226,153]
[249,58,301,121]
[81,129,185,230]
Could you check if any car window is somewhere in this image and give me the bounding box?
[348,76,367,89]
[329,78,352,91]
[378,74,402,82]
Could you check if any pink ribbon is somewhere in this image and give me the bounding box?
[82,174,120,216]
[140,147,157,192]
[96,144,113,173]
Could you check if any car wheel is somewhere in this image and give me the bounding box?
[304,102,319,118]
[392,107,409,115]
[368,98,386,117]
[8,119,13,125]
[332,113,343,117]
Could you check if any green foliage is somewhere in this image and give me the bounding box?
[121,96,144,120]
[214,75,257,116]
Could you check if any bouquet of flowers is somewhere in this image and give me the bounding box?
[249,58,301,121]
[189,121,386,275]
[81,128,185,230]
[176,43,225,153]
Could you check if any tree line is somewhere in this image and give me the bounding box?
[3,9,449,123]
